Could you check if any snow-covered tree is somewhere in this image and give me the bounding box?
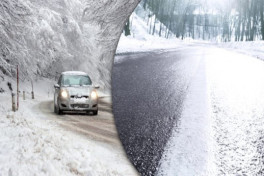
[0,0,140,90]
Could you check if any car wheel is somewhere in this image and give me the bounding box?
[55,101,63,115]
[54,103,57,113]
[93,110,98,116]
[58,108,63,115]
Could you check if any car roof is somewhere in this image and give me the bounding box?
[61,71,88,76]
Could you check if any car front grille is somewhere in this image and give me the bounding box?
[70,95,89,99]
[71,104,89,109]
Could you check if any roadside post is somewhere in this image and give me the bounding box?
[23,91,25,100]
[12,93,16,112]
[17,65,19,110]
[31,81,34,99]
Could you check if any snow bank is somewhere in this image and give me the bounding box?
[117,33,184,54]
[205,49,264,175]
[116,4,188,54]
[216,41,264,61]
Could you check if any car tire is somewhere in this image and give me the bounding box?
[54,103,57,113]
[93,110,98,116]
[58,108,63,115]
[54,102,63,115]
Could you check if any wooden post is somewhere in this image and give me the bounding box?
[31,81,34,99]
[17,65,19,110]
[23,91,25,100]
[12,93,16,112]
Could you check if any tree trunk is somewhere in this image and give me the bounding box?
[143,0,147,10]
[152,16,156,35]
[260,0,264,40]
[124,18,131,36]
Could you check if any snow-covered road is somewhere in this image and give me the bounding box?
[158,47,264,175]
[36,98,120,145]
[0,91,138,175]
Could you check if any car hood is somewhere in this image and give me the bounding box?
[63,86,93,96]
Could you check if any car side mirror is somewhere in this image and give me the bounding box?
[94,85,100,89]
[54,84,60,89]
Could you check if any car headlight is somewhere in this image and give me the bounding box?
[91,90,97,100]
[60,90,68,98]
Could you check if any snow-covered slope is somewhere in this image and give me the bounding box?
[0,0,140,91]
[116,4,187,54]
[0,0,89,79]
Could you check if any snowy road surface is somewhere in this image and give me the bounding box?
[37,98,120,144]
[112,46,264,176]
[0,92,138,175]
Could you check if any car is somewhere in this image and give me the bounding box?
[54,71,99,115]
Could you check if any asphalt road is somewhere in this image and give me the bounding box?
[112,47,205,175]
[113,46,264,176]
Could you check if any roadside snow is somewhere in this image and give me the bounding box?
[216,41,264,62]
[117,33,185,54]
[157,54,216,176]
[157,48,264,175]
[206,49,264,175]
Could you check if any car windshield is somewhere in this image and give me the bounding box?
[61,75,92,86]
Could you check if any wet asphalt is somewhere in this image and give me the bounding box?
[112,47,205,175]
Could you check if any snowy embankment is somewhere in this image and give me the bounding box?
[117,33,189,54]
[0,91,135,176]
[116,4,189,55]
[217,41,264,61]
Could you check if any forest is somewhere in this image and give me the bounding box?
[126,0,264,41]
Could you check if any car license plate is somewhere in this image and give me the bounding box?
[74,98,86,104]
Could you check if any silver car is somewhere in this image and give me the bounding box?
[54,71,99,115]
